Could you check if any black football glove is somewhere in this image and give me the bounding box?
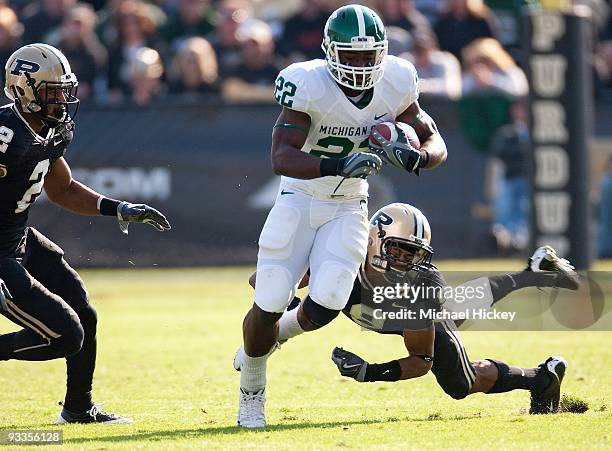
[337,152,382,179]
[117,202,171,235]
[331,347,368,382]
[369,128,421,173]
[0,278,12,312]
[57,119,75,145]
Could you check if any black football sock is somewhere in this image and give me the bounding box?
[488,272,561,305]
[64,307,97,412]
[364,360,402,382]
[486,359,550,393]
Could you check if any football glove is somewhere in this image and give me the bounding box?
[369,128,421,173]
[331,347,368,382]
[0,278,12,312]
[117,202,171,235]
[338,152,382,179]
[57,119,75,145]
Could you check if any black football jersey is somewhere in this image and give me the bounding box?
[0,104,68,257]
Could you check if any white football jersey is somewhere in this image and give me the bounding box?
[274,55,419,198]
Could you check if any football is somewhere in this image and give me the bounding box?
[370,121,421,149]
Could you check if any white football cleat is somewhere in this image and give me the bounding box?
[526,246,580,290]
[237,388,266,428]
[527,245,575,273]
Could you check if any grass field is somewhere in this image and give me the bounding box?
[0,262,610,450]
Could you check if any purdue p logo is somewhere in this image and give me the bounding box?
[10,59,41,76]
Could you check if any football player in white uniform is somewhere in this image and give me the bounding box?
[234,4,447,428]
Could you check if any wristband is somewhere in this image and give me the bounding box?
[320,158,341,177]
[418,149,430,168]
[98,196,121,216]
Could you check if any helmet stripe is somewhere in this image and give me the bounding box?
[353,5,366,36]
[414,209,424,239]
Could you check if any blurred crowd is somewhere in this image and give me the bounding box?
[0,0,610,257]
[0,0,609,106]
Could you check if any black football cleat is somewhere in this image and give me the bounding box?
[530,356,568,414]
[57,403,133,424]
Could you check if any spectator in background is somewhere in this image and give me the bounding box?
[276,0,329,63]
[386,26,413,56]
[401,31,461,99]
[161,0,215,47]
[461,37,527,98]
[0,5,22,88]
[222,19,279,103]
[49,4,107,101]
[107,0,164,102]
[434,0,495,61]
[126,46,165,105]
[97,0,166,49]
[376,0,433,38]
[598,156,612,258]
[209,0,252,77]
[168,36,220,98]
[21,0,76,43]
[488,99,530,253]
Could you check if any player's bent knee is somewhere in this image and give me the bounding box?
[310,261,355,310]
[410,357,433,377]
[59,321,85,356]
[302,296,340,328]
[254,265,295,313]
[440,379,471,400]
[76,305,97,335]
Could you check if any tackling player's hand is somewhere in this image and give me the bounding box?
[331,347,368,382]
[369,129,421,173]
[0,278,12,311]
[117,202,171,235]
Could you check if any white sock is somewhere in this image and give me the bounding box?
[278,308,304,342]
[240,345,279,392]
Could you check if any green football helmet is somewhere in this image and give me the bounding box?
[321,4,388,91]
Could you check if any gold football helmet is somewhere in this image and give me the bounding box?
[367,203,434,280]
[4,43,79,126]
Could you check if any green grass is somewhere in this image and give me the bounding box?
[0,264,610,450]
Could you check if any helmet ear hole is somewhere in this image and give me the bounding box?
[16,86,25,96]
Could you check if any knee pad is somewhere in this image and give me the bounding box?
[310,261,355,310]
[302,296,340,328]
[254,265,295,313]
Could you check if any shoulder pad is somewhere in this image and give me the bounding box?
[275,60,327,113]
[384,56,420,113]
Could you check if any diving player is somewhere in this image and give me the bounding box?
[270,203,579,415]
[234,4,447,428]
[0,44,170,424]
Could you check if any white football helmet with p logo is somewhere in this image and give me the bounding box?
[4,43,79,126]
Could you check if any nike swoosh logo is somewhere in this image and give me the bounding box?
[280,190,294,195]
[53,139,63,146]
[341,363,362,370]
[375,113,386,120]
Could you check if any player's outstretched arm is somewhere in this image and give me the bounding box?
[272,107,380,180]
[44,158,170,234]
[397,101,447,169]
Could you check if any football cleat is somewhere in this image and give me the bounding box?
[57,403,133,424]
[525,246,580,290]
[530,356,568,414]
[237,388,266,428]
[331,347,368,382]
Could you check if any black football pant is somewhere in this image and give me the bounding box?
[0,228,96,411]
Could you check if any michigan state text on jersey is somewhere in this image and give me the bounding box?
[0,43,170,424]
[234,4,448,429]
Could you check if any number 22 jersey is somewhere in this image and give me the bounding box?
[273,55,419,198]
[0,104,68,257]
